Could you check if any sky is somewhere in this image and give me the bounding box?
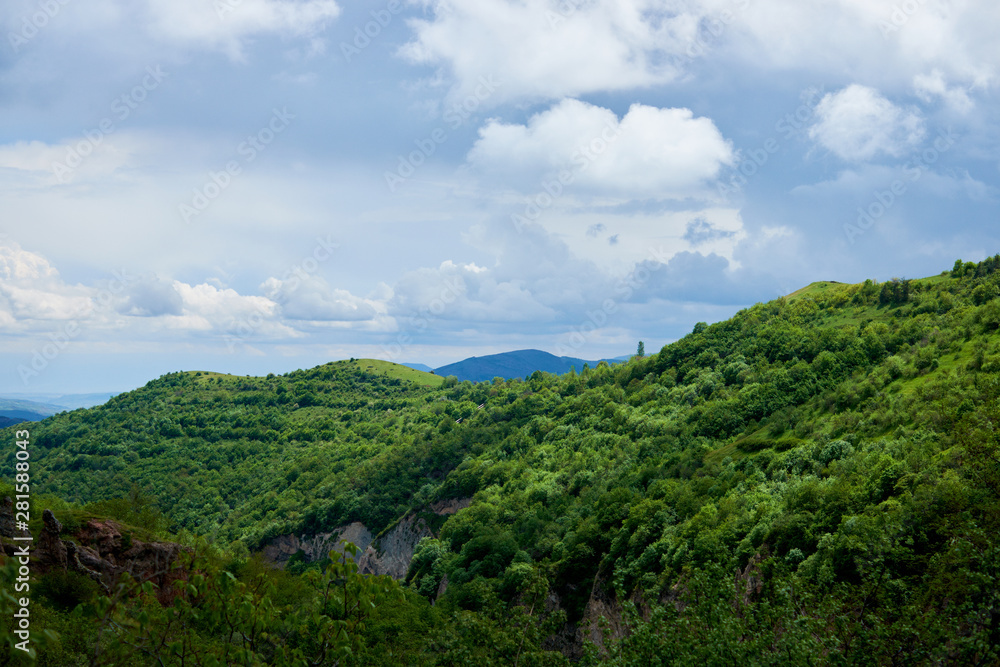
[1,0,998,394]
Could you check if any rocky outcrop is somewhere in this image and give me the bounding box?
[37,510,68,570]
[577,578,629,656]
[430,498,471,515]
[262,498,473,579]
[0,497,18,539]
[262,521,374,565]
[733,547,768,610]
[0,496,31,546]
[30,511,190,603]
[435,572,449,599]
[358,513,434,579]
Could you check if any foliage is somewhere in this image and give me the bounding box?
[3,255,1000,663]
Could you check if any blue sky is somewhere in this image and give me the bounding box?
[1,0,998,393]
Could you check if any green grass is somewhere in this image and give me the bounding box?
[786,281,848,302]
[351,358,444,387]
[733,430,807,454]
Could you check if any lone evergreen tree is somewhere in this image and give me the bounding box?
[637,341,645,357]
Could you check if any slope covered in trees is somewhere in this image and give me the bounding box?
[3,256,1000,664]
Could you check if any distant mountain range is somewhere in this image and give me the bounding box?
[0,392,117,423]
[428,349,626,383]
[1,354,630,424]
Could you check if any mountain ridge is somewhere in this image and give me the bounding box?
[433,347,624,382]
[4,255,1000,664]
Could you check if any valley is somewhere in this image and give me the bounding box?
[2,256,999,665]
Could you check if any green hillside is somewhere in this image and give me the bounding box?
[3,256,1000,665]
[351,358,445,387]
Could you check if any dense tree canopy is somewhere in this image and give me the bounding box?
[3,256,1000,664]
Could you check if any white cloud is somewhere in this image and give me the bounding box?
[389,259,557,324]
[172,281,278,331]
[467,99,734,199]
[531,208,745,275]
[719,0,1000,92]
[115,276,184,317]
[1,285,92,322]
[400,0,1000,106]
[1,0,340,63]
[0,137,143,187]
[913,70,974,113]
[261,275,380,321]
[0,238,396,344]
[400,0,698,103]
[0,241,92,322]
[0,240,61,283]
[144,0,341,60]
[809,85,925,162]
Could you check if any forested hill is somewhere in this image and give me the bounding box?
[3,256,1000,665]
[433,348,616,382]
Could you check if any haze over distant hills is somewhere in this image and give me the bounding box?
[0,392,118,423]
[4,257,1000,663]
[4,353,632,422]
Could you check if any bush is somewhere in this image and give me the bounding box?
[36,570,102,611]
[885,356,906,379]
[818,440,854,465]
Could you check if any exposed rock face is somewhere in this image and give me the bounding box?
[37,510,68,571]
[0,497,17,539]
[31,512,190,603]
[262,498,473,579]
[262,521,374,565]
[0,496,31,546]
[430,498,471,515]
[357,513,434,579]
[577,578,629,656]
[734,547,768,609]
[435,572,449,600]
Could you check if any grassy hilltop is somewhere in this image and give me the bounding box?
[3,256,1000,665]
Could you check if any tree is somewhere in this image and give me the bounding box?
[636,341,645,358]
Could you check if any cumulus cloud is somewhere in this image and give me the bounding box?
[1,0,340,64]
[913,70,974,113]
[0,236,379,344]
[0,240,92,322]
[171,282,278,330]
[400,0,698,103]
[399,0,1000,113]
[389,259,557,324]
[261,275,379,322]
[468,99,734,199]
[716,0,1000,93]
[143,0,341,60]
[115,276,184,317]
[0,240,60,283]
[401,0,1000,106]
[809,85,925,162]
